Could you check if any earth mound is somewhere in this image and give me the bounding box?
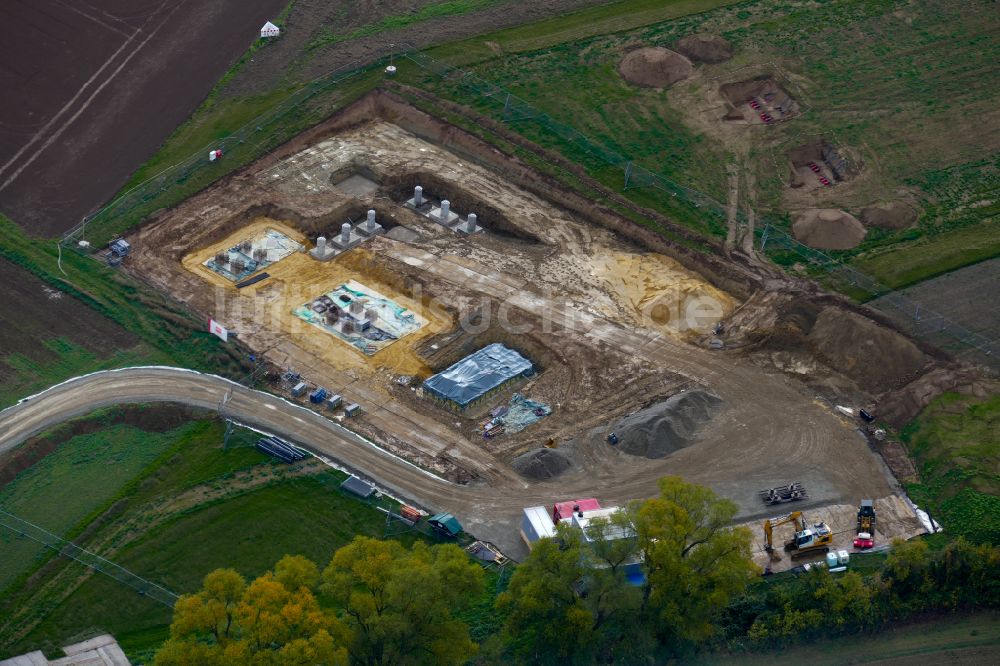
[792,209,867,250]
[675,34,733,63]
[610,390,723,459]
[618,47,693,89]
[808,307,928,393]
[860,201,918,230]
[512,447,572,480]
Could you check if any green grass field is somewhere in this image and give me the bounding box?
[701,611,1000,665]
[0,419,208,591]
[402,0,1000,286]
[426,0,743,64]
[901,392,1000,544]
[0,411,431,662]
[0,215,253,401]
[10,476,427,661]
[0,339,160,410]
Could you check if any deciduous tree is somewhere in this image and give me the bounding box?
[632,476,759,647]
[322,536,483,666]
[155,563,346,666]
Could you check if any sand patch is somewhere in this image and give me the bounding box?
[182,218,451,377]
[590,251,734,335]
[618,47,693,89]
[791,209,867,250]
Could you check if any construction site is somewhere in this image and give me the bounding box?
[120,89,934,566]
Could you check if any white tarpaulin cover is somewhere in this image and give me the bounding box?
[423,343,532,406]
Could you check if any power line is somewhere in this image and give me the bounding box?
[0,509,179,607]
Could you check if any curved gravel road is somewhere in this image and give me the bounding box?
[0,363,894,558]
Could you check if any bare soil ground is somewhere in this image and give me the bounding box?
[860,200,918,230]
[617,47,693,89]
[720,76,799,125]
[117,91,927,557]
[673,33,732,64]
[0,258,140,383]
[0,0,288,236]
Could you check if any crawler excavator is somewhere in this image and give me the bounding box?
[763,511,833,560]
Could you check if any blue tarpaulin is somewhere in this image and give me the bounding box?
[423,344,532,407]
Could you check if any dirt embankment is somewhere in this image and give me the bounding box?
[721,293,933,395]
[618,47,693,88]
[877,367,999,428]
[808,307,929,393]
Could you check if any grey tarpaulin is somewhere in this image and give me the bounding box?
[423,343,532,407]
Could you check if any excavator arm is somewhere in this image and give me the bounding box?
[762,511,804,551]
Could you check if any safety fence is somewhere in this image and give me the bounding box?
[0,509,179,607]
[58,43,995,365]
[60,55,385,251]
[400,50,997,366]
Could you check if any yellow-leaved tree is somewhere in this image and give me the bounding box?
[155,556,347,666]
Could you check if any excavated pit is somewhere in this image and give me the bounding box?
[787,140,855,191]
[720,76,799,124]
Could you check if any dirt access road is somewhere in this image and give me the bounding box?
[0,0,286,236]
[0,358,900,559]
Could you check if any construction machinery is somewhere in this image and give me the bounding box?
[854,499,877,549]
[763,511,833,560]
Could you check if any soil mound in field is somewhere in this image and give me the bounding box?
[512,447,572,480]
[808,307,928,392]
[792,209,867,250]
[860,201,918,230]
[618,47,693,89]
[611,390,722,459]
[675,34,733,63]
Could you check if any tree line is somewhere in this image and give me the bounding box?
[154,477,1000,665]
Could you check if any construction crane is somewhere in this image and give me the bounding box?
[763,511,833,560]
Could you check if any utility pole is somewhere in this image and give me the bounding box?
[219,390,234,449]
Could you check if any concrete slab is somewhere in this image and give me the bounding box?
[333,174,379,197]
[356,221,385,237]
[330,228,367,250]
[428,206,460,228]
[0,652,50,666]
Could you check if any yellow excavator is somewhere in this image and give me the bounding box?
[763,511,833,560]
